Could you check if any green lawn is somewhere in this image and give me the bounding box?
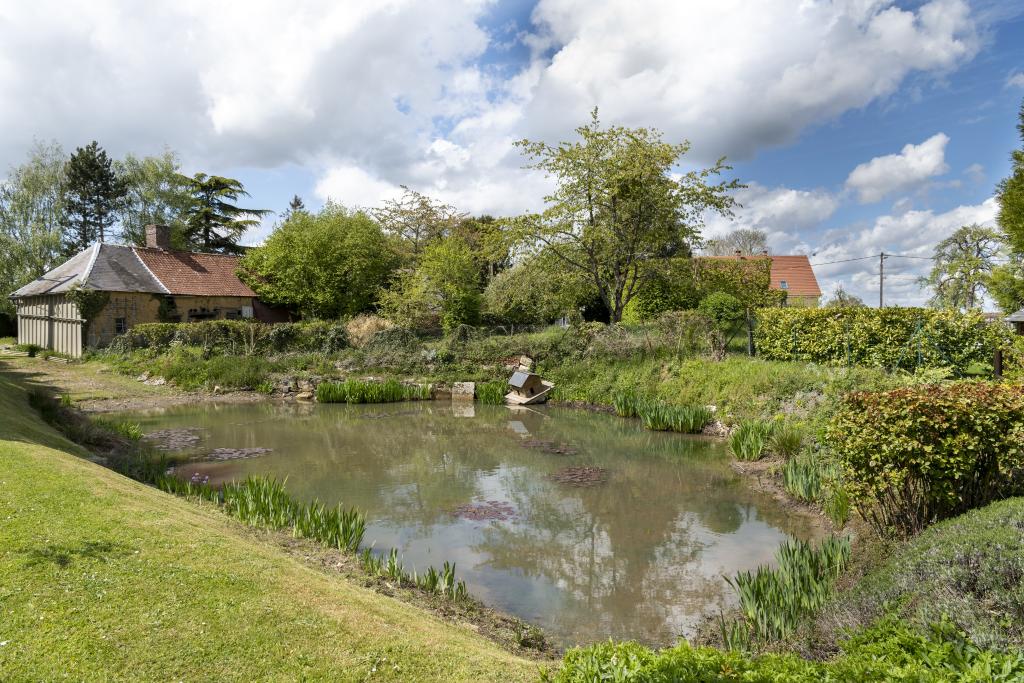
[0,368,538,682]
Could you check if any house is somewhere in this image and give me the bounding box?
[706,253,822,307]
[1006,308,1024,335]
[11,225,286,357]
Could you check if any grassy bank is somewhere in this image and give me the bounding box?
[0,368,538,682]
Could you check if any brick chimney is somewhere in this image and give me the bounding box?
[145,224,172,251]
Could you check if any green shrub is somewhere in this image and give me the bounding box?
[107,320,349,356]
[729,420,774,461]
[754,307,1009,374]
[825,382,1024,538]
[545,615,1024,682]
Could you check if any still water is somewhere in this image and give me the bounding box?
[122,400,820,647]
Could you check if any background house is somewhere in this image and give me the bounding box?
[11,225,287,357]
[706,253,822,307]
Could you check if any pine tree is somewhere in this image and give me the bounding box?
[177,173,269,254]
[997,100,1024,253]
[287,194,305,216]
[62,141,127,253]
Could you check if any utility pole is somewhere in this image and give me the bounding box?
[879,252,886,308]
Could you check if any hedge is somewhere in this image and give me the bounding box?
[824,382,1024,538]
[754,307,1009,372]
[105,320,348,355]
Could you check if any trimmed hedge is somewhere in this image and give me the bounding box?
[106,320,348,355]
[825,382,1024,538]
[754,307,1009,373]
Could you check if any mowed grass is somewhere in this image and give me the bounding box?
[0,368,537,682]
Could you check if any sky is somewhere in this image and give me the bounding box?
[1,0,1023,306]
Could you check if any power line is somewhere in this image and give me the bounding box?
[808,255,877,267]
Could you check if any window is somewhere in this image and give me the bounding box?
[115,317,128,334]
[779,280,789,290]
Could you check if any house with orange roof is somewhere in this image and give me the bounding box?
[706,252,822,307]
[10,225,286,357]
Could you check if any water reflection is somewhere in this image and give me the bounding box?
[120,401,820,646]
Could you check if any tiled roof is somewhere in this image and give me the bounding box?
[133,248,256,297]
[702,254,822,297]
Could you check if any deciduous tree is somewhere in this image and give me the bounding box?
[239,203,398,319]
[703,228,769,256]
[511,109,740,323]
[919,224,1001,310]
[373,187,465,261]
[997,100,1024,254]
[116,150,193,247]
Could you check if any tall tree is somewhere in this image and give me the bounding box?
[62,141,127,252]
[116,150,193,247]
[373,186,465,261]
[703,228,769,256]
[511,109,740,323]
[823,286,866,308]
[0,141,67,317]
[997,99,1024,254]
[919,224,1001,310]
[177,173,269,253]
[285,194,306,218]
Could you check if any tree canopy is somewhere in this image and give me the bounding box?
[703,228,769,256]
[920,224,1001,310]
[510,109,740,323]
[177,173,269,253]
[62,141,127,252]
[997,100,1024,254]
[239,203,398,319]
[116,150,193,248]
[373,186,465,261]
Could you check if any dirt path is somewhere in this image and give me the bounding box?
[0,354,265,413]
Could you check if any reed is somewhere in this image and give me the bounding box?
[728,420,775,461]
[668,404,713,434]
[782,451,823,502]
[823,484,851,527]
[358,547,470,603]
[92,418,144,441]
[316,379,431,404]
[612,391,641,418]
[475,381,507,405]
[769,422,804,458]
[633,399,713,434]
[723,535,851,646]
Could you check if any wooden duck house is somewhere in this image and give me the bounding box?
[506,370,554,405]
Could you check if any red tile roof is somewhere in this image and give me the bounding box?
[703,254,821,298]
[133,248,256,297]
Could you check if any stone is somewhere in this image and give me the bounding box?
[136,372,150,382]
[296,391,315,402]
[143,376,166,386]
[451,381,475,401]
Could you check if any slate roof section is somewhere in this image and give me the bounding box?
[11,244,165,297]
[132,248,256,297]
[703,254,822,298]
[1006,308,1024,323]
[11,244,254,299]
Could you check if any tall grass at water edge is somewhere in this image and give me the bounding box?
[721,535,852,649]
[156,474,469,602]
[729,420,776,461]
[316,379,431,404]
[612,392,712,434]
[475,381,507,405]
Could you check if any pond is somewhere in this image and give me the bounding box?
[121,400,821,647]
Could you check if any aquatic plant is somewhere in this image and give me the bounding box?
[255,380,274,395]
[823,484,851,528]
[293,500,366,552]
[668,404,713,434]
[92,418,144,441]
[475,381,506,405]
[358,547,470,603]
[769,422,804,458]
[612,391,641,418]
[316,379,431,404]
[728,420,774,461]
[782,451,823,502]
[722,535,851,646]
[634,400,713,434]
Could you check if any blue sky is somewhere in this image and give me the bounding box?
[1,0,1023,306]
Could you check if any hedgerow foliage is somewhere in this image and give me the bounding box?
[106,320,348,355]
[754,307,1009,372]
[825,382,1024,538]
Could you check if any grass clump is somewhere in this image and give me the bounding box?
[475,381,507,405]
[770,422,804,458]
[316,378,431,404]
[781,451,823,502]
[91,418,144,442]
[721,535,851,648]
[729,420,775,461]
[612,391,642,418]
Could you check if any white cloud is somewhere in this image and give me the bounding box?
[703,182,838,252]
[812,198,998,306]
[314,164,403,211]
[0,0,982,218]
[1008,72,1024,89]
[844,133,951,203]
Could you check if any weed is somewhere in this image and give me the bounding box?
[255,381,274,395]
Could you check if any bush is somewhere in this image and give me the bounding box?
[106,320,349,356]
[825,382,1024,538]
[345,314,393,349]
[754,307,1009,374]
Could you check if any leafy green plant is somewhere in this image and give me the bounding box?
[729,420,774,461]
[825,382,1024,538]
[722,535,851,646]
[255,381,274,395]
